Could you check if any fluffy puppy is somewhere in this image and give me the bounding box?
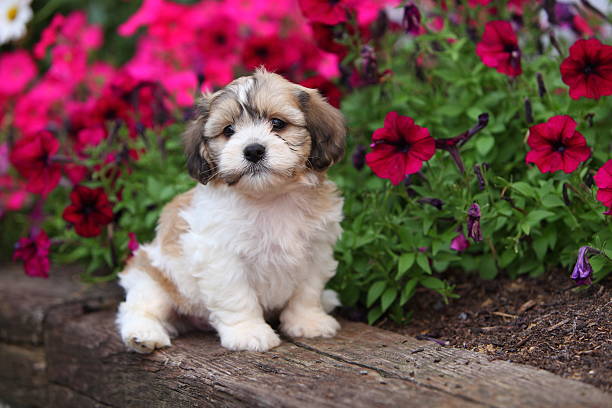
[116,69,346,353]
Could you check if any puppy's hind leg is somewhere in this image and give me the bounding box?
[116,253,175,354]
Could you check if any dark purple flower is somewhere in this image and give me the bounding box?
[450,231,470,252]
[352,144,367,171]
[402,4,421,36]
[467,203,482,242]
[555,2,575,26]
[571,246,600,286]
[418,197,444,210]
[473,164,486,190]
[360,45,379,85]
[536,72,547,97]
[524,97,533,124]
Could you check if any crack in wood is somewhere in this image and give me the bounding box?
[291,340,495,408]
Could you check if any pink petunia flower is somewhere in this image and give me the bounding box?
[0,50,37,96]
[450,231,470,252]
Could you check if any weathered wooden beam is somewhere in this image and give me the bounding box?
[0,343,47,407]
[45,311,481,408]
[0,264,610,408]
[0,264,120,345]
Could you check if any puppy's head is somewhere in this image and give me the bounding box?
[183,69,345,193]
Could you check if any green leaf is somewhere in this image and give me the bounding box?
[416,252,432,274]
[397,253,415,279]
[512,182,536,198]
[380,287,398,312]
[479,255,497,279]
[340,284,360,307]
[476,134,494,156]
[400,278,419,306]
[367,305,384,325]
[520,210,556,234]
[540,194,565,208]
[366,281,387,308]
[533,234,549,260]
[420,277,445,290]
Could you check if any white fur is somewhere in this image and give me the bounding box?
[117,179,343,353]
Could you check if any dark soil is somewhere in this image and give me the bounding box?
[379,272,612,392]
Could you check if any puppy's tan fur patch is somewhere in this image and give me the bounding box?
[156,188,196,257]
[124,250,184,306]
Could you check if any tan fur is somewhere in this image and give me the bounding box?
[155,188,196,257]
[124,250,184,306]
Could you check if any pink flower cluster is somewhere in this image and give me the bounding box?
[2,0,397,277]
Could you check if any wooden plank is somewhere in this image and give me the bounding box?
[0,264,120,344]
[45,310,480,408]
[293,322,612,408]
[1,263,610,407]
[0,343,47,408]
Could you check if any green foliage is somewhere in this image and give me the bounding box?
[44,126,195,282]
[328,4,611,324]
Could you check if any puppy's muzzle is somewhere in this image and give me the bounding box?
[244,143,266,163]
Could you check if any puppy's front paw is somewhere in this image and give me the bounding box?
[219,321,281,352]
[281,310,340,338]
[121,318,171,354]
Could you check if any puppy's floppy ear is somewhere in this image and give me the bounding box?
[298,89,346,171]
[184,95,216,185]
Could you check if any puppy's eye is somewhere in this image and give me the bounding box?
[222,125,235,137]
[271,118,286,130]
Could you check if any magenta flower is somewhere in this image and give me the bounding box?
[366,112,435,185]
[476,21,522,77]
[128,232,139,253]
[450,231,470,252]
[594,160,612,215]
[13,230,51,278]
[0,50,37,97]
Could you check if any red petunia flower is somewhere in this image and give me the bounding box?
[298,0,351,25]
[594,159,612,215]
[366,112,435,185]
[195,15,241,61]
[525,115,591,174]
[300,75,342,108]
[476,20,522,77]
[63,186,114,237]
[241,35,296,73]
[310,23,348,58]
[9,131,62,196]
[13,230,51,278]
[560,38,612,100]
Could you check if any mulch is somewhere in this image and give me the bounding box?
[367,271,611,392]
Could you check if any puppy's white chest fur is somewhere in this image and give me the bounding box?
[175,180,342,312]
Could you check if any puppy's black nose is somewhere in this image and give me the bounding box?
[244,143,266,163]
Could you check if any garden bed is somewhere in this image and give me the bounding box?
[381,271,612,392]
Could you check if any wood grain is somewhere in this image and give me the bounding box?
[1,263,610,408]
